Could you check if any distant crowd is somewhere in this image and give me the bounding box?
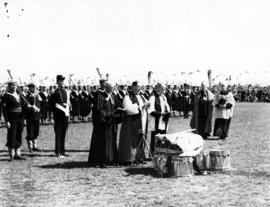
[228,84,270,103]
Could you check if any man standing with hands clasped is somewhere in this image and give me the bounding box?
[148,83,171,153]
[118,81,150,165]
[25,83,42,152]
[49,75,70,157]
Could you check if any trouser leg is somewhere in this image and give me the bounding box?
[54,122,62,155]
[26,120,33,151]
[151,131,156,153]
[60,120,68,155]
[8,148,15,161]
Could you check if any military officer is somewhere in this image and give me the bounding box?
[49,75,70,157]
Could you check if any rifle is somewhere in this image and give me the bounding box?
[6,69,30,106]
[207,69,212,89]
[96,67,102,79]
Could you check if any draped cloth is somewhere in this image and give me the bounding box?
[155,130,204,157]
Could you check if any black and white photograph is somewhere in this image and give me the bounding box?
[0,0,269,206]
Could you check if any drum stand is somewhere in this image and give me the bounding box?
[132,130,155,167]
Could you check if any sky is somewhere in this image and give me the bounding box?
[1,0,270,85]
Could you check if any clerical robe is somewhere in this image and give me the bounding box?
[118,92,148,163]
[88,92,117,165]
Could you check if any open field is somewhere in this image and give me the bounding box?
[0,102,270,207]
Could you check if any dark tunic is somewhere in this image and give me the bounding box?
[39,91,49,120]
[79,90,91,117]
[171,89,180,111]
[70,90,80,117]
[25,92,41,141]
[2,92,25,149]
[88,92,117,165]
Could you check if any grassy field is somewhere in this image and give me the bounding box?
[0,102,269,207]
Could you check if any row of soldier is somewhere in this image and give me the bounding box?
[0,74,235,165]
[0,82,196,125]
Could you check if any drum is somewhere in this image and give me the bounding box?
[170,155,194,177]
[153,152,171,176]
[209,150,230,171]
[195,152,210,171]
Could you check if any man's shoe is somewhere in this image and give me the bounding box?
[99,164,107,168]
[33,147,41,152]
[14,155,26,160]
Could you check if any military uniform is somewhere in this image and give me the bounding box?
[2,83,26,160]
[49,75,70,157]
[25,84,42,152]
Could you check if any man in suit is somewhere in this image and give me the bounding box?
[49,75,70,157]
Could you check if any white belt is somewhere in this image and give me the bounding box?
[55,103,69,116]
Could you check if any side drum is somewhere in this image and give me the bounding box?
[194,152,210,171]
[209,150,230,171]
[170,156,194,177]
[153,153,171,176]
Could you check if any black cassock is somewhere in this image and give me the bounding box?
[88,92,117,165]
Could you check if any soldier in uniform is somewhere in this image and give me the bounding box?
[39,85,49,125]
[2,80,27,161]
[49,75,70,157]
[70,85,80,122]
[165,85,173,115]
[79,86,91,121]
[25,83,42,152]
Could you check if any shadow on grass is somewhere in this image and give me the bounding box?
[206,136,224,141]
[0,158,11,161]
[22,153,56,158]
[38,161,92,169]
[232,170,270,178]
[37,149,89,153]
[124,166,160,178]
